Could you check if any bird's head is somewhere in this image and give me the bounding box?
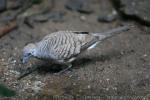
[22,43,37,64]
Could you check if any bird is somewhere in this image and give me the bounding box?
[22,25,130,74]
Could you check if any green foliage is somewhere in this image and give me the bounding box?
[0,84,16,97]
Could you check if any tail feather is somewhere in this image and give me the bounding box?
[81,25,131,52]
[93,25,130,41]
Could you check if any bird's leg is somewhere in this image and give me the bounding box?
[56,63,72,75]
[17,65,39,80]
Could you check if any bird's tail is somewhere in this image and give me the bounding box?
[93,25,131,41]
[81,25,131,51]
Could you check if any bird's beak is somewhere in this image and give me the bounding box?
[22,55,31,64]
[22,57,29,64]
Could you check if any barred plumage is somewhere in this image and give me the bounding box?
[35,31,95,63]
[22,26,130,73]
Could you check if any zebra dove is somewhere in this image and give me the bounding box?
[22,26,130,73]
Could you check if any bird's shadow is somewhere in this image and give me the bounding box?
[36,49,129,74]
[17,49,135,80]
[36,58,94,74]
[17,52,114,79]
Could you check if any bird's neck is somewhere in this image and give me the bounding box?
[35,49,49,59]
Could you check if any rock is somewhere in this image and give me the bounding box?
[98,10,118,23]
[116,0,150,25]
[47,11,65,22]
[18,0,54,27]
[33,15,49,22]
[0,0,6,12]
[19,0,54,18]
[7,0,22,9]
[32,11,65,23]
[65,0,93,14]
[24,17,34,28]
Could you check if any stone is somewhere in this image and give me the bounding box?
[0,0,6,12]
[65,0,93,14]
[116,0,150,25]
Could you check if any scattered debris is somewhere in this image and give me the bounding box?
[22,80,45,94]
[31,81,45,93]
[17,65,40,80]
[87,85,91,89]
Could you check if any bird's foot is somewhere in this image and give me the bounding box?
[54,64,72,75]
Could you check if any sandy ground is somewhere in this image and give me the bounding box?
[0,0,150,99]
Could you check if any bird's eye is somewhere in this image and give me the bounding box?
[28,53,31,56]
[24,53,31,57]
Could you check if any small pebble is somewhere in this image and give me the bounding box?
[73,83,76,85]
[9,70,20,75]
[87,85,91,89]
[113,87,117,90]
[14,47,18,50]
[1,58,5,61]
[106,78,110,81]
[106,88,109,91]
[69,74,73,78]
[13,60,16,63]
[143,54,147,57]
[120,51,124,55]
[112,10,117,15]
[80,16,86,21]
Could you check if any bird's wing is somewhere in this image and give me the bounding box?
[46,31,82,61]
[72,31,99,52]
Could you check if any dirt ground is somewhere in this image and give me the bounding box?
[0,0,150,99]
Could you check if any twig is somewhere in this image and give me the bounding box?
[0,21,17,38]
